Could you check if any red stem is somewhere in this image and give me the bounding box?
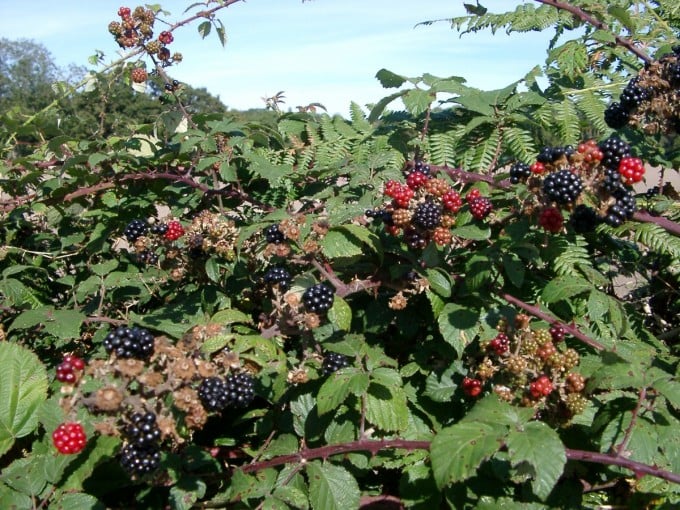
[499,292,606,351]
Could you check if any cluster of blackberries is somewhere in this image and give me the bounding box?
[599,136,631,170]
[509,162,531,184]
[542,170,583,205]
[124,219,148,242]
[263,266,292,290]
[103,326,155,359]
[302,283,335,313]
[596,136,637,227]
[412,201,442,229]
[322,352,350,375]
[198,373,256,412]
[137,250,159,265]
[537,145,575,164]
[264,224,285,244]
[411,159,431,176]
[604,77,652,129]
[120,412,162,477]
[365,209,394,225]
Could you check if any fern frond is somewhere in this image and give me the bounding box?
[444,4,560,35]
[620,222,680,260]
[349,102,372,134]
[427,133,457,166]
[574,89,609,136]
[504,126,538,163]
[551,237,594,277]
[554,98,580,146]
[465,128,501,173]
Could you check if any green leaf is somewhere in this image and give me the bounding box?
[541,276,591,303]
[461,395,534,428]
[306,461,360,510]
[654,378,680,410]
[502,252,524,288]
[424,372,456,402]
[0,343,48,457]
[506,421,566,500]
[403,89,434,116]
[320,230,363,259]
[50,492,105,510]
[0,456,47,496]
[198,20,211,38]
[10,307,85,339]
[61,435,120,490]
[273,485,309,510]
[431,422,504,488]
[425,268,452,298]
[437,303,480,356]
[317,368,368,415]
[328,295,352,331]
[169,476,207,510]
[375,68,407,88]
[365,383,409,433]
[211,308,252,325]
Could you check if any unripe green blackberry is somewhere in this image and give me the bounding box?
[563,348,580,370]
[505,355,527,375]
[533,329,552,345]
[109,21,123,36]
[565,372,585,393]
[146,40,161,54]
[564,393,588,415]
[520,338,538,356]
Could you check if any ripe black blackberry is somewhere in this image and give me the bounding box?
[413,159,431,176]
[598,135,631,169]
[509,162,531,184]
[600,167,622,193]
[125,412,161,448]
[537,146,570,164]
[645,186,660,198]
[124,220,148,242]
[263,266,292,290]
[198,377,230,411]
[264,224,285,244]
[412,201,442,229]
[403,227,428,249]
[542,170,583,205]
[149,223,168,235]
[224,372,255,408]
[120,443,161,476]
[302,283,335,313]
[619,78,650,110]
[604,102,630,129]
[669,62,680,86]
[103,326,155,359]
[137,250,158,265]
[323,352,350,375]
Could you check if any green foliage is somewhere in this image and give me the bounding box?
[0,1,679,509]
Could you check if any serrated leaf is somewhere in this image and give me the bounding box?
[0,343,48,457]
[425,268,452,298]
[320,230,363,258]
[424,372,456,402]
[306,461,360,510]
[0,456,47,495]
[431,422,504,488]
[461,395,534,428]
[51,492,105,510]
[437,303,480,356]
[317,368,368,415]
[211,308,252,325]
[506,421,566,500]
[541,276,591,303]
[273,485,309,510]
[375,68,407,88]
[502,252,524,288]
[61,435,120,490]
[328,296,352,331]
[198,20,211,38]
[654,378,680,410]
[365,383,409,433]
[10,307,85,339]
[403,89,434,116]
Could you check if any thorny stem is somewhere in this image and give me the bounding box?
[499,292,607,351]
[615,386,647,457]
[235,437,680,485]
[533,0,652,64]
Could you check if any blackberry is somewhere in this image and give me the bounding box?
[598,135,631,170]
[645,186,660,198]
[536,146,557,164]
[302,283,335,313]
[403,227,428,249]
[224,372,255,408]
[322,352,350,375]
[198,377,230,411]
[120,443,161,476]
[509,162,531,184]
[125,412,161,448]
[149,223,168,235]
[264,224,285,244]
[137,250,158,265]
[542,170,583,205]
[604,102,630,129]
[413,159,431,176]
[469,197,493,220]
[103,326,155,359]
[600,167,622,193]
[619,78,650,110]
[124,219,148,242]
[412,201,442,229]
[569,205,600,234]
[263,266,292,290]
[669,62,680,86]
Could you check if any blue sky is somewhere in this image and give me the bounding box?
[0,0,555,116]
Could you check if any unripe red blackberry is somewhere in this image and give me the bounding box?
[565,372,585,393]
[539,207,564,233]
[529,375,553,398]
[549,323,566,343]
[159,31,174,44]
[163,220,184,241]
[52,422,87,454]
[432,226,452,246]
[618,156,645,184]
[302,283,335,313]
[56,354,85,383]
[442,190,462,212]
[131,68,148,83]
[488,333,510,355]
[406,171,428,190]
[462,377,482,397]
[469,197,492,220]
[118,6,132,17]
